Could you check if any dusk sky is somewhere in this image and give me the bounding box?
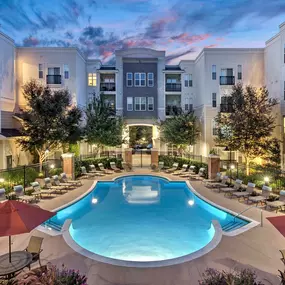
[1,0,285,64]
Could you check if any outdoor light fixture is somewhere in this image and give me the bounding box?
[264,177,270,183]
[45,149,49,154]
[0,178,4,183]
[230,165,235,170]
[92,198,98,204]
[50,164,55,169]
[188,199,194,206]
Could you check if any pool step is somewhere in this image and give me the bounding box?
[43,220,62,232]
[222,221,244,232]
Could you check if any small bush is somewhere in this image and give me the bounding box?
[49,167,63,176]
[199,268,264,285]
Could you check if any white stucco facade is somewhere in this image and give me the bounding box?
[1,21,285,168]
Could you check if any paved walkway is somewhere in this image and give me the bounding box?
[0,169,284,284]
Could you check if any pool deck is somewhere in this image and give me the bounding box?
[1,169,284,284]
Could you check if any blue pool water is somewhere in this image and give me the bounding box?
[48,175,248,262]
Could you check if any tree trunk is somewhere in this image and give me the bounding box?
[39,155,44,173]
[245,157,250,176]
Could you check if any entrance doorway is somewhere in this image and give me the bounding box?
[129,126,152,167]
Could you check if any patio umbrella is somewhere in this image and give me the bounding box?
[0,200,56,263]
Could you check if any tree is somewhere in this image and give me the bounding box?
[215,83,279,175]
[159,111,200,152]
[84,97,125,148]
[18,80,82,172]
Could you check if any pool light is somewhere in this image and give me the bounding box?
[92,198,98,204]
[188,199,194,206]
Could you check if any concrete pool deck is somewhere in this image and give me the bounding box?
[0,169,284,284]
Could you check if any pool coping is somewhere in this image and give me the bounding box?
[37,173,259,267]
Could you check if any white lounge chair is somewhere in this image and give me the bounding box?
[165,163,179,173]
[0,188,7,202]
[219,179,243,197]
[173,164,188,176]
[180,165,196,178]
[89,165,105,176]
[203,172,222,186]
[81,166,96,178]
[248,185,272,206]
[110,162,122,172]
[207,175,229,190]
[52,175,72,189]
[190,167,206,180]
[266,190,285,212]
[14,185,34,203]
[98,163,114,174]
[44,177,66,194]
[31,181,56,198]
[60,173,82,186]
[158,161,164,171]
[232,182,255,201]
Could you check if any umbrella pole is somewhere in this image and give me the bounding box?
[9,236,11,263]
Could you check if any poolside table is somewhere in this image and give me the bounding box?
[0,251,32,279]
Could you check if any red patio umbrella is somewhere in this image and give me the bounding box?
[0,200,56,262]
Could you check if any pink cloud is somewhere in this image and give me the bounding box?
[170,33,210,44]
[205,44,217,48]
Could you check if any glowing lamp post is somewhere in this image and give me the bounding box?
[264,176,269,186]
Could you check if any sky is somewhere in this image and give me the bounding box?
[1,0,285,64]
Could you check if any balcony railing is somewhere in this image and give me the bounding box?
[165,83,181,92]
[165,105,182,116]
[220,104,234,113]
[46,75,61,85]
[100,82,116,91]
[220,76,235,85]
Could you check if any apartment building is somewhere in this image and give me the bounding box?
[0,22,285,169]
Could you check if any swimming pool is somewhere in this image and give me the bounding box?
[46,175,252,265]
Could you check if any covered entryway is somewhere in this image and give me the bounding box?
[129,126,152,168]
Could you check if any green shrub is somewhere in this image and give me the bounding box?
[75,157,122,178]
[49,167,63,176]
[199,268,264,285]
[158,155,208,178]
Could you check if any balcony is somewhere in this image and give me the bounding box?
[165,83,182,92]
[100,82,116,92]
[220,104,234,113]
[165,105,182,116]
[46,75,61,85]
[220,76,235,85]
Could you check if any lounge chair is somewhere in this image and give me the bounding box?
[158,161,164,171]
[0,188,7,202]
[180,165,196,178]
[122,162,132,172]
[98,163,114,174]
[14,185,34,203]
[110,162,122,172]
[248,185,272,206]
[232,182,255,201]
[81,166,96,178]
[25,236,43,269]
[31,181,56,198]
[52,175,72,189]
[44,177,66,194]
[89,165,105,176]
[173,164,188,176]
[190,168,206,180]
[266,190,285,213]
[60,173,82,186]
[219,179,243,197]
[165,163,179,173]
[203,172,222,186]
[207,175,229,190]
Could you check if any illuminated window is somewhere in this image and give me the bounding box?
[127,97,133,111]
[148,97,154,111]
[135,97,146,111]
[212,119,218,136]
[88,73,97,86]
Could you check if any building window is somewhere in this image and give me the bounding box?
[48,67,60,75]
[212,65,216,80]
[134,73,146,87]
[148,97,154,111]
[189,104,193,112]
[38,64,43,79]
[127,97,133,111]
[237,65,242,80]
[88,73,97,86]
[64,64,69,79]
[147,73,154,87]
[184,74,193,87]
[212,93,217,107]
[212,119,218,136]
[135,97,146,111]
[126,72,133,87]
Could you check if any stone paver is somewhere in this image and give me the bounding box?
[0,169,283,284]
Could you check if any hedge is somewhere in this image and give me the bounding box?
[75,157,123,178]
[158,155,208,178]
